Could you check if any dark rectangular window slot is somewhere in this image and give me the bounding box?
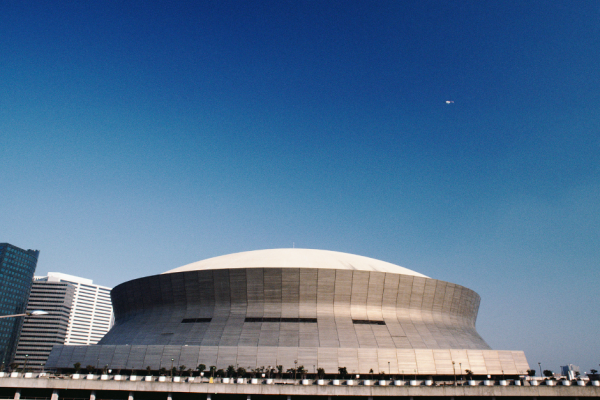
[181,318,212,323]
[352,319,386,325]
[244,317,317,323]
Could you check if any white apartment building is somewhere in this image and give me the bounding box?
[36,273,113,345]
[14,273,113,370]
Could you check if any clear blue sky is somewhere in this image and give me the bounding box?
[1,0,599,374]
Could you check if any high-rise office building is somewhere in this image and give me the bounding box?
[0,243,39,368]
[14,273,113,370]
[12,277,74,371]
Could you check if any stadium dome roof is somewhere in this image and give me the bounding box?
[164,248,429,277]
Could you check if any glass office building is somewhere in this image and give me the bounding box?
[0,243,39,368]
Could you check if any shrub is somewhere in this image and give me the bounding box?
[236,367,247,378]
[317,367,325,379]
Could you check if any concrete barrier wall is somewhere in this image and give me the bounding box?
[46,345,529,375]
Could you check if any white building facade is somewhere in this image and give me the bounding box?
[14,273,113,370]
[53,273,114,345]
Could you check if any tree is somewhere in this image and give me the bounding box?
[338,367,348,378]
[197,364,206,376]
[226,365,236,377]
[73,362,81,373]
[543,370,553,378]
[297,365,306,379]
[590,369,598,374]
[286,367,295,379]
[236,367,246,378]
[9,363,19,372]
[317,367,326,379]
[465,369,474,380]
[178,365,187,376]
[87,365,95,374]
[527,369,536,377]
[209,365,216,377]
[276,365,283,378]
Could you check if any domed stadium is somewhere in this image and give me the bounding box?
[47,249,529,375]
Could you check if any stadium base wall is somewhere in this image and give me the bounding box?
[46,345,529,375]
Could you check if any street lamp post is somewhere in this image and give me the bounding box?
[459,363,462,384]
[294,360,297,382]
[538,362,542,377]
[388,361,391,380]
[0,310,48,319]
[171,359,174,377]
[23,355,28,373]
[452,361,456,386]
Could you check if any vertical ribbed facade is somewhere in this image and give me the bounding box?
[45,249,530,374]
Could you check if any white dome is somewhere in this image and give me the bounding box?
[164,248,429,277]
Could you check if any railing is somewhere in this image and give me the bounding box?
[1,373,598,387]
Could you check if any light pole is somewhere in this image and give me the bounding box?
[538,362,542,378]
[294,360,298,382]
[452,361,456,386]
[459,363,462,384]
[171,359,174,377]
[388,361,391,380]
[23,355,28,373]
[0,310,48,319]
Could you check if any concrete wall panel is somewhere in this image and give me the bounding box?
[47,344,528,375]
